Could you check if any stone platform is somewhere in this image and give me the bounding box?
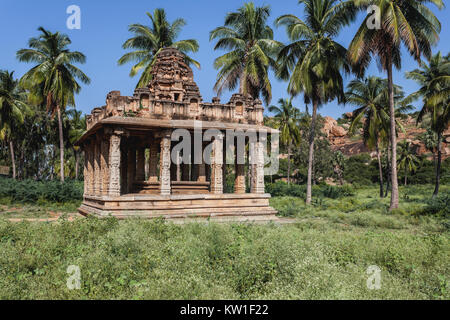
[78,193,278,222]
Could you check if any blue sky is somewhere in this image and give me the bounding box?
[0,0,448,119]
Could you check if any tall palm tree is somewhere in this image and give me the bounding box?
[347,0,443,209]
[268,98,302,184]
[276,0,357,204]
[210,2,282,105]
[397,140,420,186]
[0,71,29,179]
[346,76,388,197]
[346,76,408,197]
[118,8,200,89]
[17,27,90,182]
[405,51,449,197]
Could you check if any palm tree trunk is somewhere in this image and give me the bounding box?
[433,132,442,198]
[306,99,318,205]
[287,142,292,185]
[387,60,399,209]
[239,72,245,94]
[376,141,384,198]
[75,150,80,180]
[384,144,390,198]
[404,167,407,186]
[57,106,65,182]
[9,140,16,180]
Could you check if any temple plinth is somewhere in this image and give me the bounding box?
[76,48,278,222]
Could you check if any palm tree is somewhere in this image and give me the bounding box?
[118,8,200,89]
[346,76,408,197]
[17,27,90,182]
[268,98,302,184]
[397,140,420,186]
[67,109,86,180]
[0,71,29,179]
[276,0,357,204]
[346,76,388,197]
[405,51,449,197]
[210,2,282,105]
[347,0,443,209]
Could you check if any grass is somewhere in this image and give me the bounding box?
[0,185,448,300]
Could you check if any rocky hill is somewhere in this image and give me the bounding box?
[322,114,450,160]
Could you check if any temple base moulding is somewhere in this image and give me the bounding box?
[78,193,278,223]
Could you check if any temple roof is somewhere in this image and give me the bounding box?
[78,48,273,144]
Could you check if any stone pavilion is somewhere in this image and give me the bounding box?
[76,48,278,222]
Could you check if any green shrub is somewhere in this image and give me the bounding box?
[422,195,450,216]
[266,182,354,199]
[0,177,83,204]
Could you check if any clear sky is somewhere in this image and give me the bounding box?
[0,0,448,119]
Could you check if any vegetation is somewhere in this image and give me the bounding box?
[347,0,444,209]
[406,52,449,197]
[268,98,302,184]
[118,8,200,89]
[209,2,282,104]
[0,177,82,204]
[17,27,90,182]
[0,71,29,179]
[275,0,356,205]
[0,184,448,300]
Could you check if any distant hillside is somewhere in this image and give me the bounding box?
[322,113,450,160]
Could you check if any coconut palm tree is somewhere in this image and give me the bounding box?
[118,8,200,89]
[346,76,389,197]
[346,76,408,197]
[347,0,443,209]
[17,27,90,182]
[397,140,420,186]
[268,98,302,184]
[0,71,29,179]
[405,51,449,197]
[276,0,357,204]
[210,2,282,105]
[398,141,419,186]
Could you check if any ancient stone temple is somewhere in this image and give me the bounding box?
[76,48,278,222]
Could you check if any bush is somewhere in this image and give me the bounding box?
[421,195,450,217]
[0,177,83,203]
[266,182,354,199]
[343,154,376,185]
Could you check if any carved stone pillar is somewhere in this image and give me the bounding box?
[159,131,172,195]
[136,147,145,181]
[85,140,94,196]
[83,147,88,196]
[148,140,159,182]
[127,146,136,193]
[234,162,246,195]
[94,138,101,196]
[100,135,110,196]
[250,141,265,194]
[210,134,224,194]
[108,132,122,197]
